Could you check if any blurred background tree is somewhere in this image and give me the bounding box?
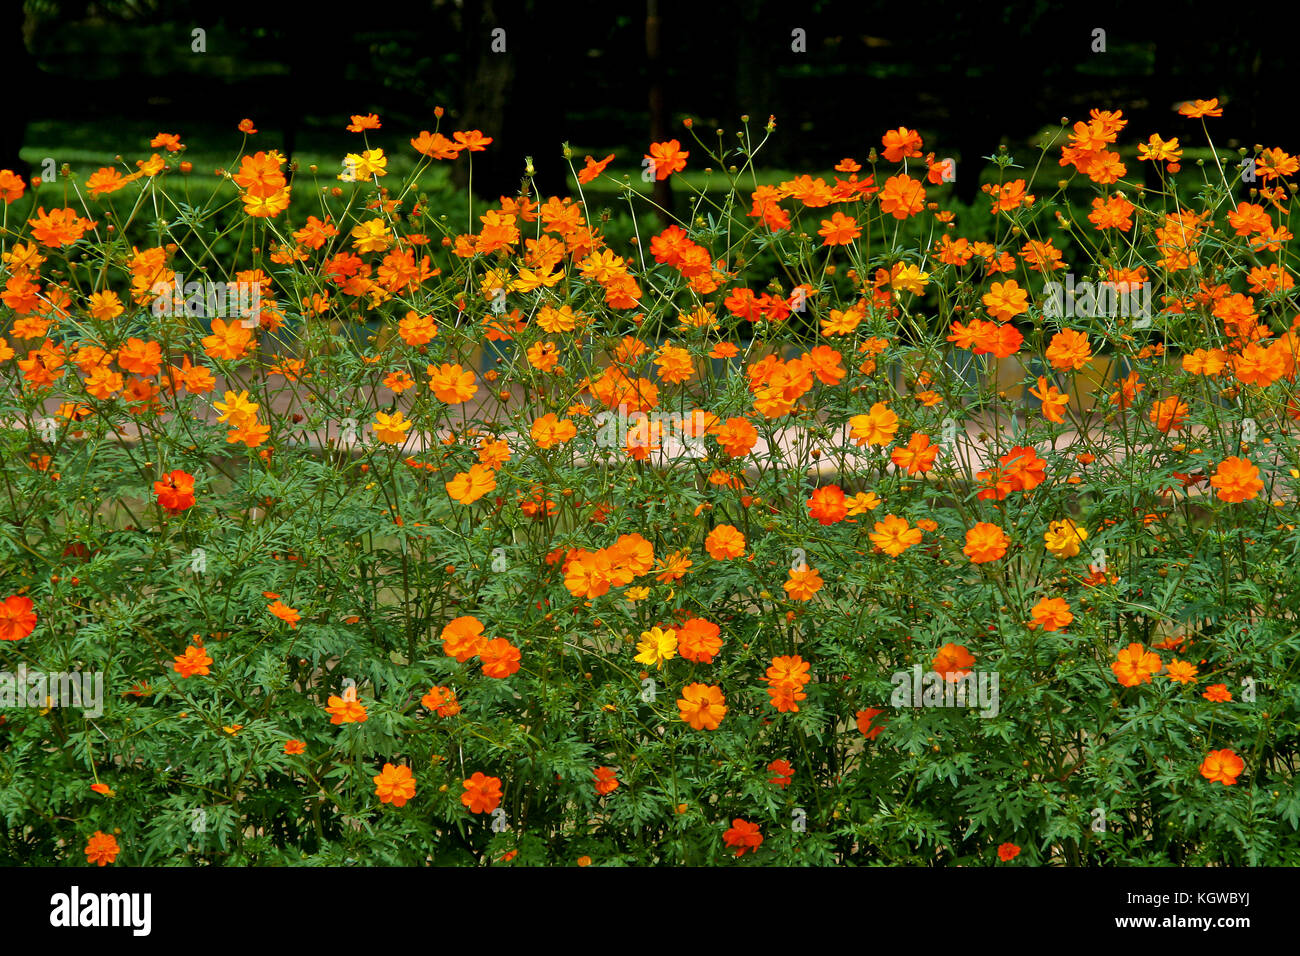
[6,0,1294,205]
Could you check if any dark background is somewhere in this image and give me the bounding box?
[3,0,1294,204]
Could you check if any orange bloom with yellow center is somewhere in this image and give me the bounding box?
[373,763,416,807]
[1199,749,1244,786]
[172,643,212,678]
[427,363,477,404]
[84,831,120,866]
[1029,596,1073,632]
[891,432,939,475]
[441,615,487,662]
[446,464,496,504]
[372,410,413,445]
[325,685,368,724]
[870,514,922,557]
[0,595,37,642]
[705,524,746,560]
[677,682,727,730]
[931,642,975,681]
[1209,456,1263,503]
[849,402,900,446]
[807,485,848,525]
[461,772,503,813]
[1111,643,1162,687]
[1045,328,1093,371]
[783,566,823,601]
[531,413,577,449]
[963,522,1009,563]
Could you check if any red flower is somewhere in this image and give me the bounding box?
[723,818,763,857]
[154,469,196,514]
[0,595,37,642]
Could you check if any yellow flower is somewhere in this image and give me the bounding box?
[350,218,392,253]
[889,262,930,295]
[372,410,412,445]
[633,626,678,669]
[1043,518,1087,559]
[213,389,259,428]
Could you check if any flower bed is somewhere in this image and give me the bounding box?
[1,104,1298,866]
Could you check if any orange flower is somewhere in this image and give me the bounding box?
[677,617,723,663]
[646,139,689,179]
[452,130,491,152]
[767,759,794,787]
[878,174,926,219]
[1029,376,1069,424]
[705,524,746,560]
[1203,684,1232,703]
[268,599,301,628]
[593,766,620,795]
[869,514,922,557]
[0,168,27,203]
[1210,456,1263,503]
[982,280,1029,321]
[856,707,886,741]
[172,644,213,678]
[479,638,521,678]
[931,643,975,681]
[1178,98,1222,118]
[1199,749,1244,786]
[284,739,306,755]
[201,317,254,362]
[446,464,496,504]
[677,682,727,730]
[427,363,477,404]
[1111,643,1161,687]
[578,154,615,185]
[531,413,577,449]
[783,566,823,601]
[346,113,382,132]
[461,771,503,813]
[880,127,923,163]
[891,432,939,475]
[422,685,461,717]
[807,485,848,525]
[963,522,1009,563]
[84,831,120,866]
[238,118,258,134]
[714,416,758,457]
[1029,596,1073,632]
[849,402,899,446]
[325,684,368,724]
[723,818,763,857]
[0,595,37,642]
[442,616,487,662]
[818,211,860,246]
[153,469,196,514]
[997,842,1020,862]
[28,207,96,247]
[373,763,417,807]
[1166,659,1199,684]
[1045,328,1092,371]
